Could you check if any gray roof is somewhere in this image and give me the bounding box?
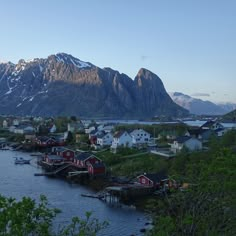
[113,131,126,138]
[139,172,168,183]
[74,152,93,161]
[175,136,191,143]
[47,155,64,160]
[89,162,105,168]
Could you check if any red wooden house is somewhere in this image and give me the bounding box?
[35,136,56,147]
[137,172,168,189]
[74,152,101,168]
[88,162,106,176]
[51,146,75,161]
[45,155,64,165]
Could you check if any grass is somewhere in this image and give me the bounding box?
[97,149,169,177]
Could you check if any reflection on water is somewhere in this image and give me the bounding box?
[0,150,150,236]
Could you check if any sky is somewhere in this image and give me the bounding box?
[0,0,235,103]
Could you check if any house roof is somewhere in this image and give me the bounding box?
[75,152,94,161]
[215,128,225,132]
[138,172,168,183]
[130,129,150,135]
[201,120,220,128]
[174,136,192,143]
[113,131,127,138]
[47,155,64,160]
[88,162,105,168]
[96,132,106,139]
[187,128,210,136]
[37,136,54,142]
[53,146,66,152]
[89,129,98,136]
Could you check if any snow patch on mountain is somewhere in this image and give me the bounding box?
[55,53,91,69]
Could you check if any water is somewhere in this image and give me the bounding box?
[0,150,150,236]
[85,119,236,128]
[183,120,236,128]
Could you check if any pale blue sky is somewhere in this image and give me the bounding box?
[1,0,235,103]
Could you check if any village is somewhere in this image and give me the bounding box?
[0,115,235,204]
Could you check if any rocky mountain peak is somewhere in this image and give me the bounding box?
[50,53,93,69]
[137,68,156,79]
[135,68,164,90]
[0,53,188,118]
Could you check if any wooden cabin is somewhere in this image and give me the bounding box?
[51,146,75,161]
[88,162,106,176]
[137,172,168,189]
[45,155,64,165]
[74,152,101,168]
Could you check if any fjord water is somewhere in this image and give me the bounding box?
[0,150,149,236]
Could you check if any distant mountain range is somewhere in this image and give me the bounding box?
[0,53,187,118]
[169,92,236,115]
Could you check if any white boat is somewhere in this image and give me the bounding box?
[14,157,30,165]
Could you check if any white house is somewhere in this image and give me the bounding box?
[130,129,151,145]
[50,124,57,133]
[85,126,96,134]
[170,136,202,154]
[2,120,8,128]
[97,132,113,147]
[14,125,35,134]
[201,120,224,131]
[111,131,132,150]
[104,125,114,133]
[13,119,20,126]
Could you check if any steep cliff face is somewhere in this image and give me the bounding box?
[0,53,187,118]
[134,69,185,117]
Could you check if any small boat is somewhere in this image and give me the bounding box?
[14,157,30,165]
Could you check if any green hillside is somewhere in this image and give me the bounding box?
[222,109,236,122]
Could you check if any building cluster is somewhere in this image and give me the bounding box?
[1,116,234,156]
[41,146,106,176]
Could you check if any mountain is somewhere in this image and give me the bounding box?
[0,53,187,118]
[216,102,236,113]
[169,92,233,115]
[221,109,236,122]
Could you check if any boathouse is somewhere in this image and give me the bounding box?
[51,146,75,161]
[74,152,101,168]
[87,162,106,176]
[45,155,64,165]
[137,172,168,189]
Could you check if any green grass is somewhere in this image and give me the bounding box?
[97,150,169,177]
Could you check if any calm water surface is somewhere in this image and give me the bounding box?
[0,150,150,236]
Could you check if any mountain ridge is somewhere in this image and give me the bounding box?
[169,92,236,115]
[0,53,187,118]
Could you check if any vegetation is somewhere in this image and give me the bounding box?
[114,123,187,137]
[221,109,236,122]
[97,148,168,177]
[0,195,108,236]
[147,130,236,235]
[54,117,71,133]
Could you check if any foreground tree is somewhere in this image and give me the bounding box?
[0,195,108,236]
